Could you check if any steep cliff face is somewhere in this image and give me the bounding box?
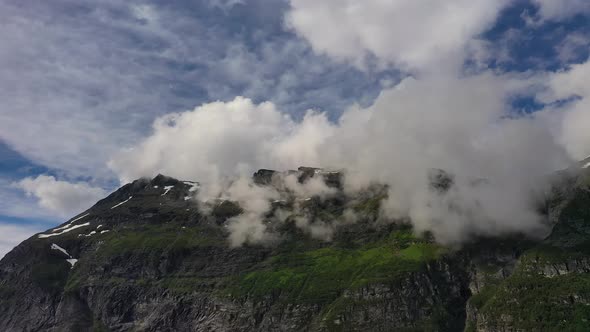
[465,170,590,332]
[1,167,589,332]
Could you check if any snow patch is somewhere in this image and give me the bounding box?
[100,230,110,234]
[186,182,200,192]
[583,161,590,169]
[50,243,77,268]
[51,243,70,257]
[111,196,132,209]
[184,196,192,201]
[79,230,97,237]
[314,169,340,175]
[68,213,89,224]
[52,213,89,232]
[39,222,91,238]
[161,185,174,196]
[153,185,159,188]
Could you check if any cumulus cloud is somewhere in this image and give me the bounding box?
[317,73,570,242]
[285,0,510,70]
[0,223,44,259]
[109,68,577,244]
[537,61,590,159]
[15,175,107,217]
[108,97,331,183]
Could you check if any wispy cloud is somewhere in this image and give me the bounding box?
[531,0,590,22]
[0,0,391,182]
[0,223,44,260]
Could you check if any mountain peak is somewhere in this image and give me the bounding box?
[2,166,590,331]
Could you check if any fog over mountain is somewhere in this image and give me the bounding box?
[108,71,578,244]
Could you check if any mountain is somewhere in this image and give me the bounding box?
[1,166,590,331]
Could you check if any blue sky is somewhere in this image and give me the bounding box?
[1,0,589,255]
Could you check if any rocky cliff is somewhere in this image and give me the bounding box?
[1,165,589,331]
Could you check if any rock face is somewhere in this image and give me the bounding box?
[1,166,590,331]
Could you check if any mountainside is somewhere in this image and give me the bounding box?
[1,166,590,332]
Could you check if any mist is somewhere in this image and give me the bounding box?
[109,68,582,245]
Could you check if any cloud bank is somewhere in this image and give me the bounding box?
[538,61,590,159]
[108,97,333,184]
[109,66,581,244]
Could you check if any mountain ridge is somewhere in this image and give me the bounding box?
[1,165,590,331]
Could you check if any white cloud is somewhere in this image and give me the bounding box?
[0,178,60,222]
[2,0,589,248]
[0,223,43,260]
[221,177,280,247]
[316,73,570,242]
[0,0,391,232]
[0,1,386,183]
[538,61,590,159]
[282,173,336,198]
[270,111,335,169]
[285,0,510,70]
[15,175,107,217]
[532,0,590,21]
[294,216,334,241]
[207,0,245,11]
[196,172,339,247]
[556,33,590,63]
[108,97,331,183]
[131,4,159,23]
[109,70,574,244]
